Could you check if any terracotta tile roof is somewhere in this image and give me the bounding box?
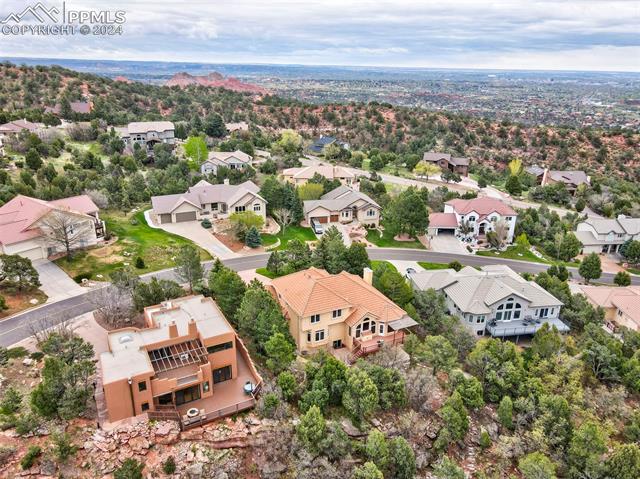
[271,267,407,322]
[610,295,640,328]
[0,194,98,246]
[580,285,640,308]
[429,212,458,228]
[283,164,355,180]
[446,197,517,219]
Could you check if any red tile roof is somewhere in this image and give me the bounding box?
[429,212,458,228]
[446,197,517,219]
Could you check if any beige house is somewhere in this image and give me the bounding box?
[200,150,253,176]
[303,185,381,228]
[580,285,640,332]
[270,267,417,362]
[151,180,266,224]
[121,121,175,151]
[99,295,262,427]
[0,194,104,260]
[575,216,640,254]
[282,164,356,186]
[526,166,590,195]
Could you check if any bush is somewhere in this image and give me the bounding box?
[6,347,28,359]
[479,429,492,449]
[0,295,7,311]
[14,412,41,436]
[20,445,41,470]
[162,456,176,475]
[129,218,139,226]
[447,260,463,272]
[30,351,44,361]
[73,273,91,283]
[51,431,77,463]
[0,346,7,366]
[0,386,22,415]
[134,256,145,269]
[201,218,212,229]
[114,458,144,479]
[260,393,280,418]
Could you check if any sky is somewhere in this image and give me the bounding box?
[0,0,638,72]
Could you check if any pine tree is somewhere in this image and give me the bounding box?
[245,226,262,248]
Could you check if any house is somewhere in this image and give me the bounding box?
[225,121,249,133]
[0,119,40,137]
[408,265,567,338]
[576,215,640,254]
[121,121,175,151]
[270,267,417,361]
[0,194,104,261]
[422,152,470,176]
[580,285,640,332]
[99,295,262,426]
[303,185,381,228]
[44,101,92,116]
[526,166,590,194]
[428,197,518,243]
[308,136,349,154]
[151,180,266,224]
[282,164,356,186]
[200,150,253,176]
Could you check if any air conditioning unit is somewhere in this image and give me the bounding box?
[179,353,189,361]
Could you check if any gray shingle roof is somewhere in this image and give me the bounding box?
[304,186,380,215]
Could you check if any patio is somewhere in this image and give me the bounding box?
[486,317,570,338]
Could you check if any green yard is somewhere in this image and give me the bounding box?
[365,226,425,249]
[476,245,580,267]
[55,210,211,282]
[261,225,317,251]
[417,262,452,270]
[370,260,397,271]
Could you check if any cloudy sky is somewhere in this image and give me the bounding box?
[0,0,639,71]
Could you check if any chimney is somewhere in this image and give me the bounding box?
[223,178,230,185]
[188,320,197,337]
[168,322,178,338]
[363,267,373,285]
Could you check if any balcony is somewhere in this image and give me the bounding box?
[486,317,570,338]
[347,331,406,364]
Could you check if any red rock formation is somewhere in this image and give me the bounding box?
[165,72,267,94]
[114,76,133,83]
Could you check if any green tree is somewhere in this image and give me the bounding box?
[567,420,608,477]
[132,278,184,312]
[25,148,43,170]
[204,113,227,138]
[264,332,295,373]
[183,136,208,164]
[352,462,383,479]
[114,458,144,479]
[497,396,514,430]
[433,456,465,479]
[245,226,262,248]
[449,370,484,410]
[365,429,389,470]
[277,371,297,401]
[466,338,524,402]
[387,436,416,479]
[0,254,40,291]
[420,335,458,374]
[343,367,378,423]
[277,130,303,154]
[298,182,324,200]
[605,444,640,479]
[412,288,448,334]
[622,240,640,265]
[372,263,413,306]
[615,270,632,286]
[229,211,264,241]
[558,233,582,262]
[296,405,326,452]
[413,161,440,180]
[51,431,77,463]
[235,280,289,349]
[579,253,602,284]
[174,244,203,292]
[208,261,246,321]
[518,452,557,479]
[0,386,22,414]
[505,175,523,196]
[436,391,469,449]
[385,187,429,238]
[531,323,563,359]
[344,242,371,276]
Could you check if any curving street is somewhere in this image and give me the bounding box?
[0,248,636,347]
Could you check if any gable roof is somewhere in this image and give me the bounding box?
[207,150,253,164]
[303,185,380,215]
[0,119,39,134]
[151,180,264,214]
[423,151,469,166]
[429,212,458,228]
[127,121,174,135]
[0,194,98,246]
[581,218,627,235]
[271,267,408,323]
[580,285,640,308]
[409,264,562,315]
[446,197,517,220]
[283,164,355,180]
[548,170,589,186]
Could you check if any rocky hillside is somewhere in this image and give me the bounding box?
[165,72,268,94]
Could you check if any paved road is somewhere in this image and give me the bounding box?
[1,249,635,347]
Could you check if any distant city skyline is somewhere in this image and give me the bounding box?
[0,0,638,72]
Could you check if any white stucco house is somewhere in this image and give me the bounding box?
[408,265,567,338]
[200,150,253,176]
[303,185,381,228]
[428,197,518,243]
[575,216,640,254]
[151,180,266,224]
[0,194,104,261]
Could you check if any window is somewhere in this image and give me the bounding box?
[213,366,232,384]
[355,325,361,338]
[367,209,376,217]
[468,216,476,222]
[379,324,384,334]
[138,381,147,392]
[362,320,370,332]
[332,309,342,318]
[175,384,201,405]
[538,308,549,318]
[207,341,233,354]
[505,216,512,221]
[476,315,485,324]
[307,331,312,342]
[253,204,261,212]
[315,330,325,342]
[203,381,210,393]
[342,211,350,217]
[371,321,376,331]
[141,402,149,412]
[235,206,246,213]
[477,330,484,336]
[310,314,320,324]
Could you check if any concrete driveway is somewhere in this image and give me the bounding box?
[155,221,239,260]
[33,260,86,303]
[429,234,470,255]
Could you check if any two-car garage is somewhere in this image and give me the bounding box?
[159,211,197,224]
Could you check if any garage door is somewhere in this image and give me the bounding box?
[312,216,329,224]
[330,214,339,222]
[175,211,197,222]
[17,247,45,261]
[160,214,173,224]
[437,228,455,235]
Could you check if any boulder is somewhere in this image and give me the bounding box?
[340,418,367,438]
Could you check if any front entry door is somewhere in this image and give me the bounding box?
[213,365,232,384]
[332,339,342,349]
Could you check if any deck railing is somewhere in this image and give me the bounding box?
[181,398,256,430]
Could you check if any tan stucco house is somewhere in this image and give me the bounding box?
[303,185,381,228]
[580,285,640,332]
[0,194,104,261]
[282,164,356,186]
[270,267,417,362]
[121,121,175,151]
[99,295,262,427]
[151,180,266,224]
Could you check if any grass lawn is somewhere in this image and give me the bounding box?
[417,261,452,270]
[56,209,211,282]
[370,260,397,272]
[366,226,425,249]
[476,245,580,267]
[255,267,278,279]
[261,225,317,251]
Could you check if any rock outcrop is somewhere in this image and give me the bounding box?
[165,72,268,94]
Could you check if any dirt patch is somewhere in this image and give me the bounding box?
[393,233,417,242]
[93,310,145,332]
[214,232,246,252]
[0,287,47,319]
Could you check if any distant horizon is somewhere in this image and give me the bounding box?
[3,55,640,76]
